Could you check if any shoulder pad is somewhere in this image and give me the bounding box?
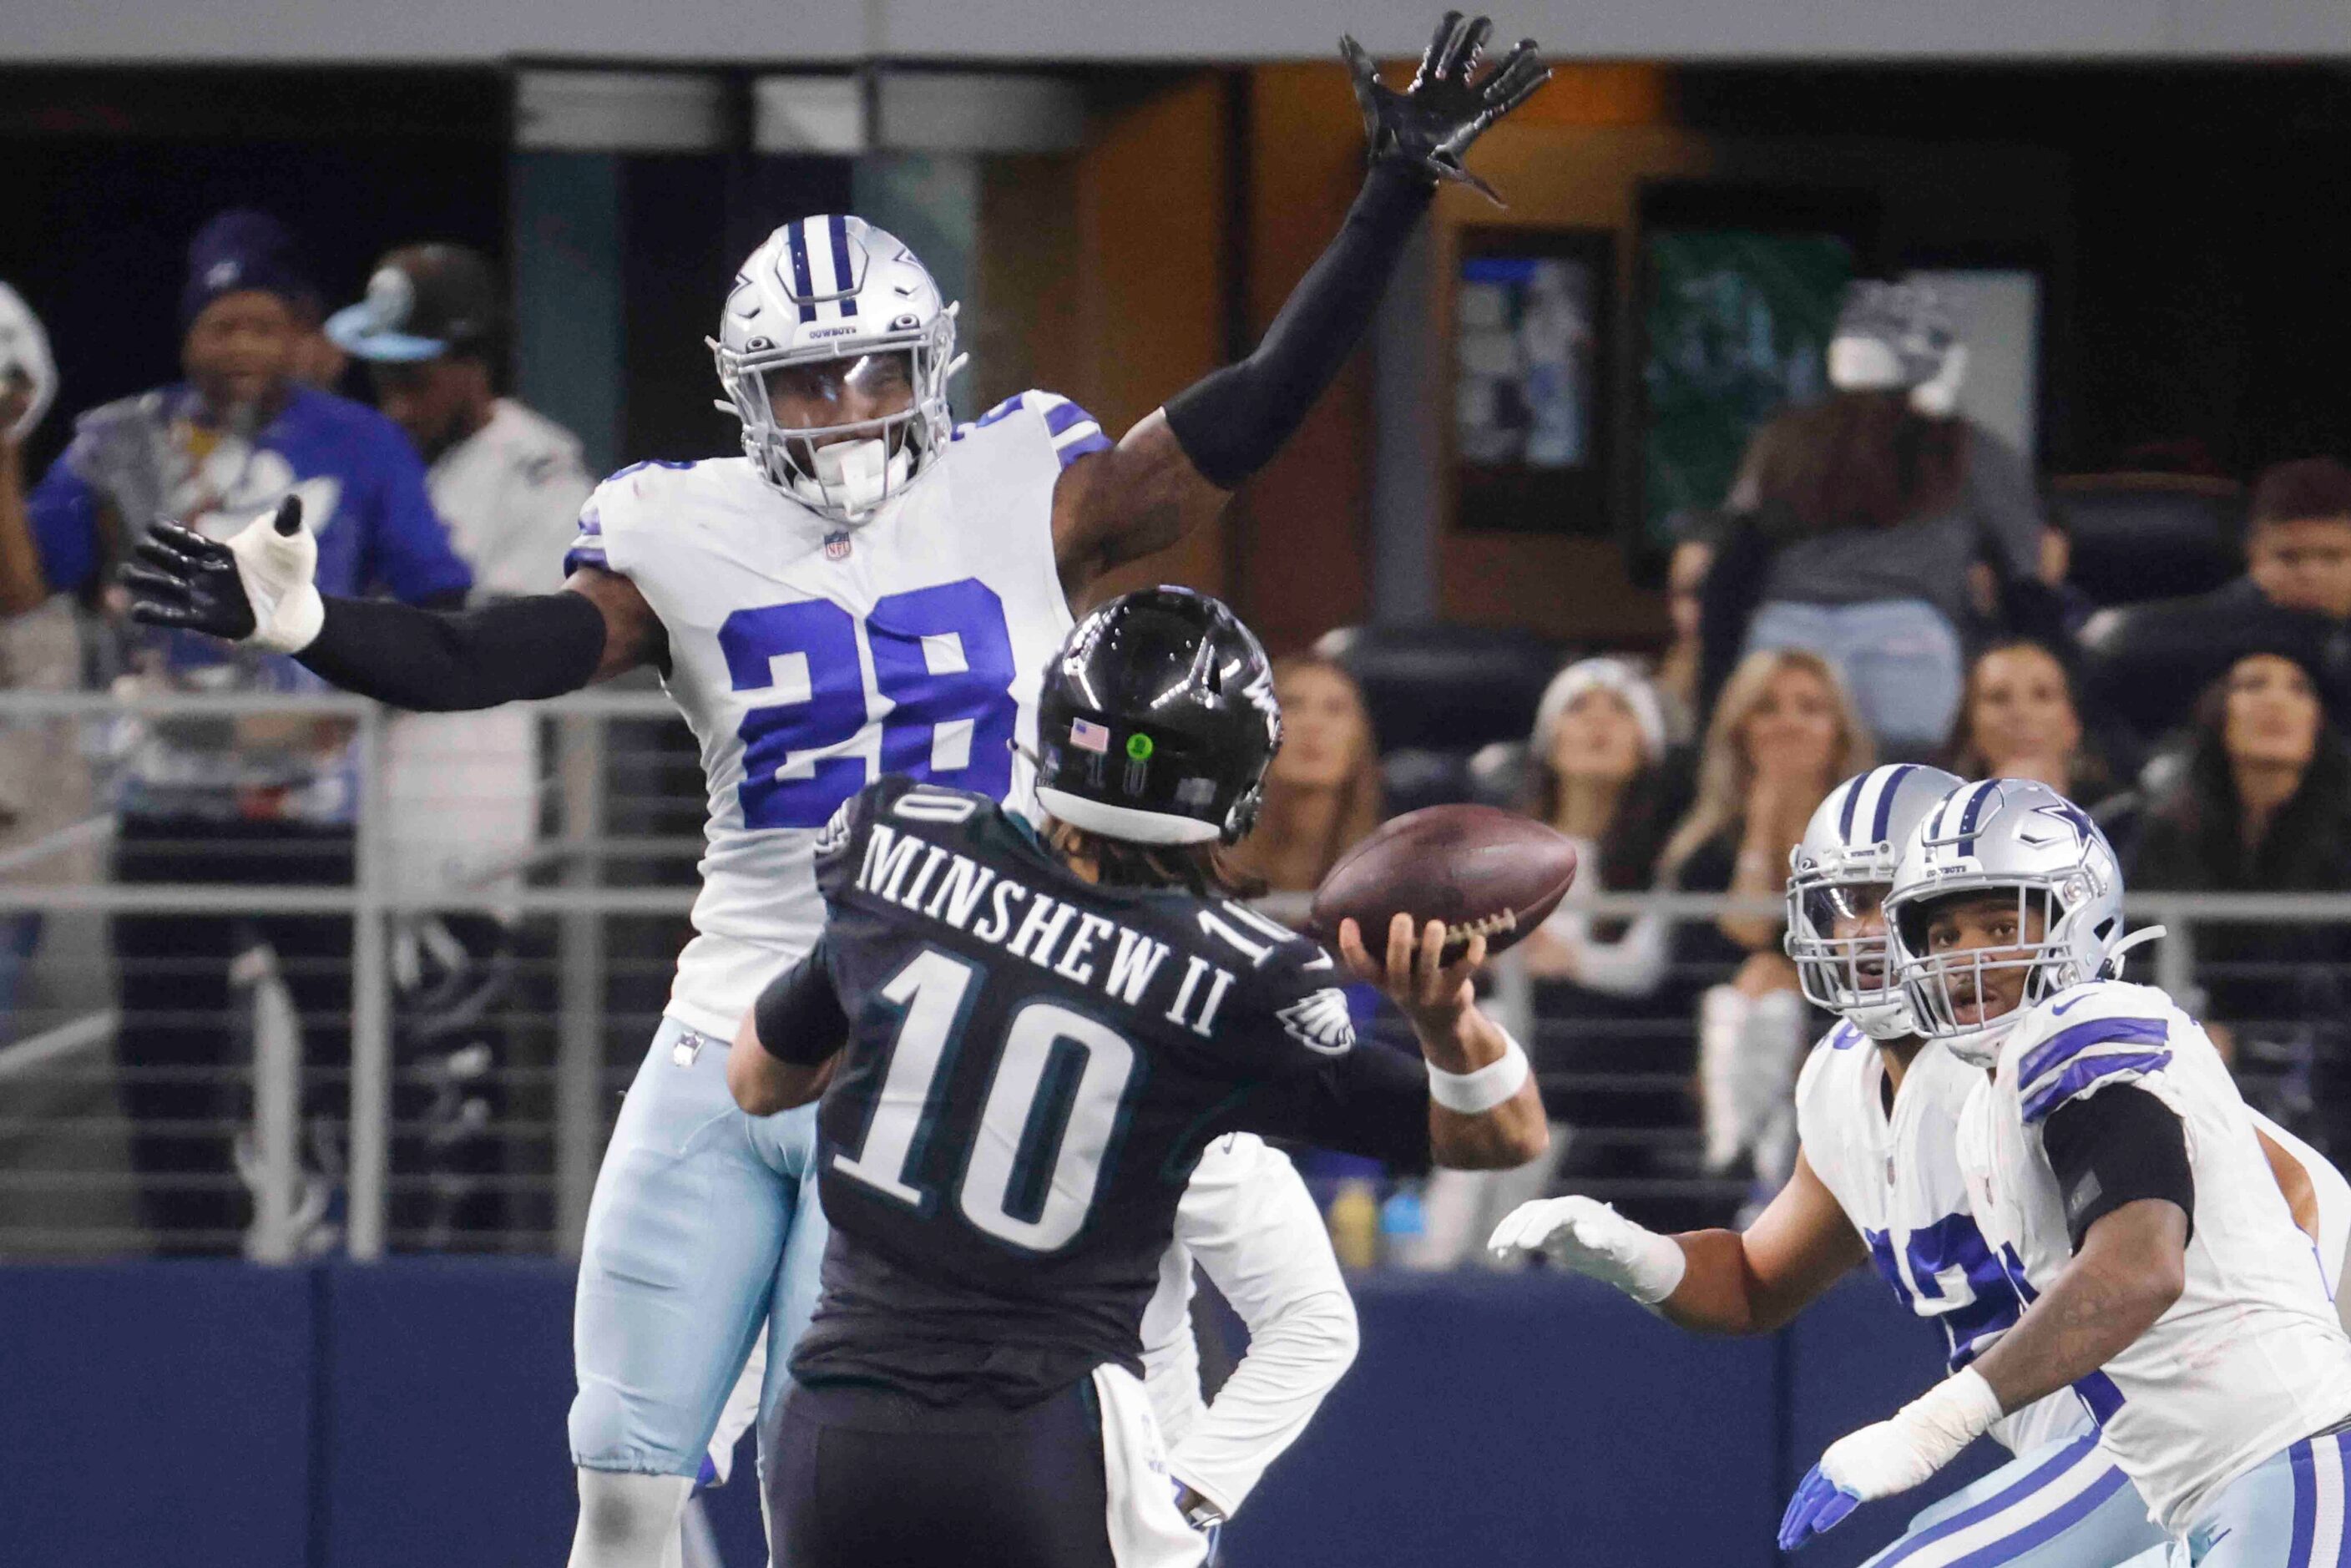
[950,388,1112,472]
[2004,981,2180,1125]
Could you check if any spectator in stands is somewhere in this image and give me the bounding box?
[324,242,595,1243]
[2081,458,2351,741]
[1514,659,1688,1191]
[15,210,472,1252]
[2,277,65,1024]
[1230,655,1383,893]
[1652,544,1705,745]
[1941,637,2115,807]
[1660,649,1870,1197]
[2127,651,2351,1137]
[1675,281,2054,751]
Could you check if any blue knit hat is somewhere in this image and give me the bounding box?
[179,210,316,336]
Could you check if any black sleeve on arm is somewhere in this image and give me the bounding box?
[296,589,607,711]
[1160,163,1433,490]
[1238,1039,1433,1174]
[2041,1085,2195,1253]
[752,937,851,1066]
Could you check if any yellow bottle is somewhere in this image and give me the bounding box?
[1327,1177,1382,1270]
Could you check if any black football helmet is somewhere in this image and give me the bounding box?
[1034,587,1282,846]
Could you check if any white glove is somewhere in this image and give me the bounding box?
[1486,1196,1687,1304]
[1779,1368,2005,1550]
[0,278,57,443]
[126,498,326,654]
[228,502,325,653]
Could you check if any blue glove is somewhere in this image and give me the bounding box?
[1777,1462,1862,1550]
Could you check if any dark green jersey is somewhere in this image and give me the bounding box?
[771,776,1428,1406]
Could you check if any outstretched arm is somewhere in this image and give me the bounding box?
[121,496,662,709]
[1486,1149,1863,1330]
[1051,13,1548,593]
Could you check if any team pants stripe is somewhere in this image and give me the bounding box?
[1878,1436,2111,1568]
[2297,1432,2349,1567]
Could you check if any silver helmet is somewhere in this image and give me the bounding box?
[1786,763,1964,1039]
[710,215,964,524]
[1883,778,2127,1068]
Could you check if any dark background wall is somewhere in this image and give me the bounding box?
[0,1260,2000,1568]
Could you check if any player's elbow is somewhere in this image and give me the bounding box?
[1295,1288,1360,1382]
[726,1038,790,1115]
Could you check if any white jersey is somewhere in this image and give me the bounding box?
[1139,1133,1358,1519]
[569,391,1103,1037]
[1956,979,2351,1532]
[432,398,595,598]
[1795,1024,2090,1458]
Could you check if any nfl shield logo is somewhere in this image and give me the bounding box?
[824,530,852,561]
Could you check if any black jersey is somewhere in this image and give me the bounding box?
[766,776,1428,1407]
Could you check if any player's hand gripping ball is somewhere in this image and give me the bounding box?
[1311,803,1578,961]
[1339,12,1552,205]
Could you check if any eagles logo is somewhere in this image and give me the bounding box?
[1277,989,1356,1056]
[814,797,856,857]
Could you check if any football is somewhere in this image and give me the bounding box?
[1308,803,1580,958]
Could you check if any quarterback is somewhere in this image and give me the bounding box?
[121,14,1549,1566]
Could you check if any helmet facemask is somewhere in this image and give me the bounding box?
[710,306,963,525]
[1785,845,1912,1039]
[1892,882,2096,1068]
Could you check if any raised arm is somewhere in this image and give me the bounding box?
[121,495,663,708]
[1334,913,1549,1169]
[1050,13,1548,593]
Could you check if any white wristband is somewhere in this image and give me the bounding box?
[1898,1368,2004,1464]
[1427,1030,1530,1114]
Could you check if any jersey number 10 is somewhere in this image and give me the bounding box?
[832,948,1135,1256]
[720,579,1019,830]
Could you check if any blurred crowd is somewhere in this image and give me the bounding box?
[7,223,2351,1258]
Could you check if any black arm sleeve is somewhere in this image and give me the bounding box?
[2041,1085,2195,1253]
[752,937,852,1066]
[296,589,608,712]
[1236,1039,1432,1173]
[1160,163,1433,490]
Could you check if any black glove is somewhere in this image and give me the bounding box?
[1341,12,1550,205]
[122,495,306,642]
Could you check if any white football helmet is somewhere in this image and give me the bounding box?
[1883,778,2130,1067]
[1785,763,1964,1040]
[710,215,964,524]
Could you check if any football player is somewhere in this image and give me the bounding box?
[118,17,1550,1565]
[727,586,1547,1567]
[698,1125,1357,1555]
[1493,765,2349,1567]
[1782,777,2351,1565]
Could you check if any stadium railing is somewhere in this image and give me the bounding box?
[3,688,2344,1260]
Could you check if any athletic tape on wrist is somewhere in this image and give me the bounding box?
[1427,1031,1530,1115]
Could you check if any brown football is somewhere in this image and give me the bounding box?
[1308,804,1579,958]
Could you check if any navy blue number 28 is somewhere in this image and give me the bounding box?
[718,580,1019,829]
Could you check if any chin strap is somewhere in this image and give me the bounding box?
[2099,925,2167,980]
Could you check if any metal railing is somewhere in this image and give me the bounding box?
[7,685,2351,1261]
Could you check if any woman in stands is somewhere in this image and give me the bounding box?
[1660,650,1869,1216]
[1941,638,2116,808]
[2129,652,2351,1117]
[1514,659,1688,1190]
[1672,280,2055,752]
[1228,655,1383,893]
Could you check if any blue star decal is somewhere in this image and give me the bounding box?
[2018,800,2096,850]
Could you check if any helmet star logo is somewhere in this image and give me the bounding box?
[2018,801,2096,851]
